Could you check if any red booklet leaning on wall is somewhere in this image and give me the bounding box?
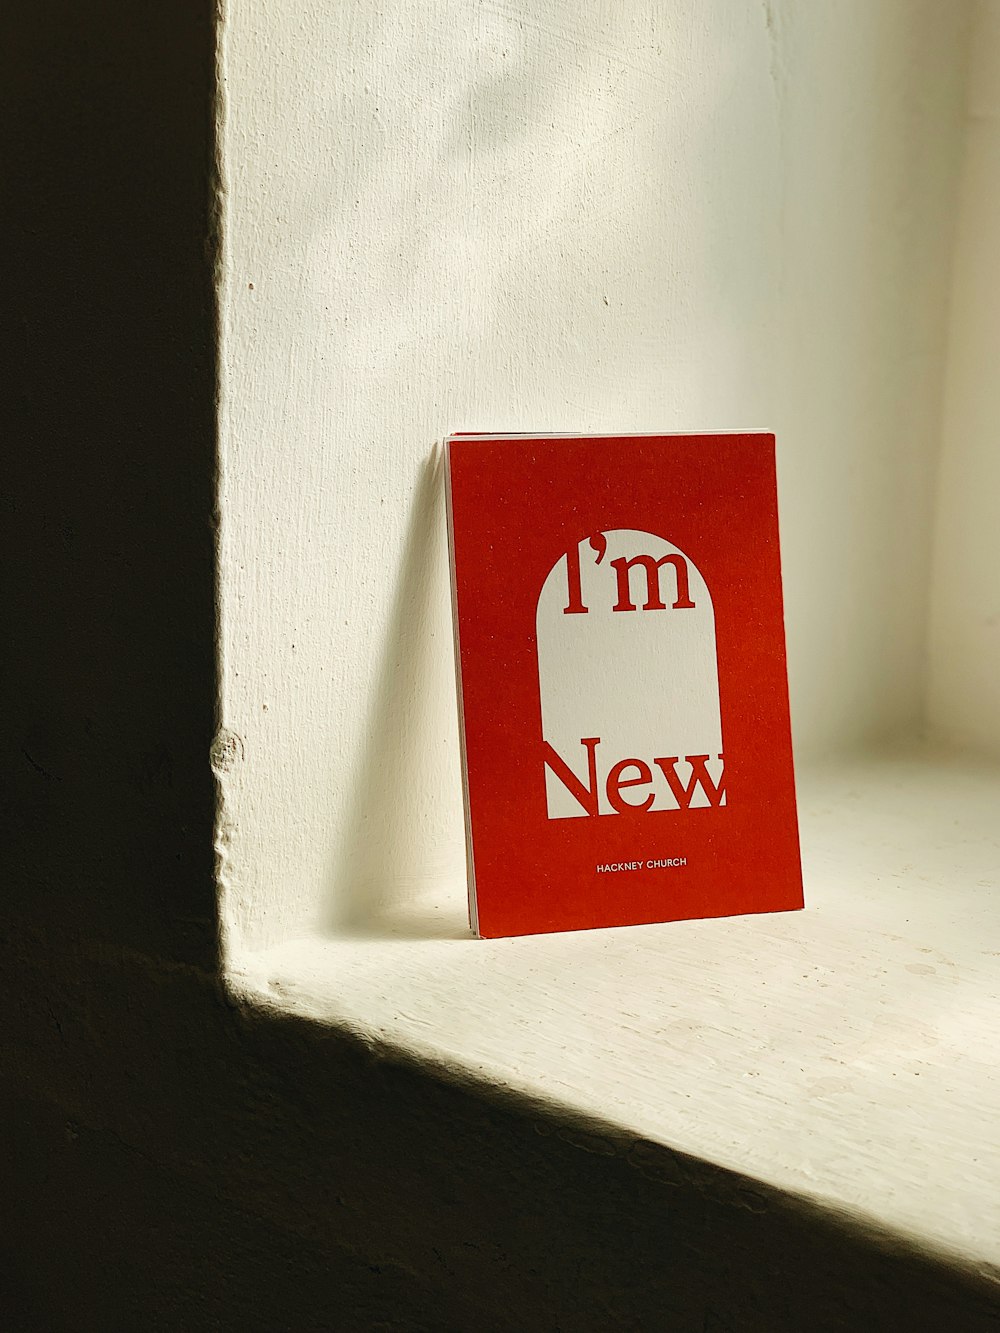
[445,432,803,939]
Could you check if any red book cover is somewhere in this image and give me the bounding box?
[445,432,802,939]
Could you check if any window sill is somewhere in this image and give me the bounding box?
[232,747,1000,1275]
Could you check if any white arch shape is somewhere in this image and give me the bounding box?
[535,529,725,818]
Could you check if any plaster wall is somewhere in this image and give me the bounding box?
[218,0,970,954]
[928,0,1000,757]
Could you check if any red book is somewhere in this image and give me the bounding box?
[445,432,802,939]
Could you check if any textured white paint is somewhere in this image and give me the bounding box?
[218,1,969,953]
[212,0,997,1297]
[235,752,1000,1272]
[929,0,1000,757]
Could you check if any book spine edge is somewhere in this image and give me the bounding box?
[443,437,481,938]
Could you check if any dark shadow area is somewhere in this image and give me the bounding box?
[2,932,999,1331]
[0,1,220,969]
[326,447,470,941]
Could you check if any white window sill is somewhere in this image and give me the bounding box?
[231,747,1000,1275]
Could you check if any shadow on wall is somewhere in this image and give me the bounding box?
[4,957,1000,1332]
[326,447,470,941]
[0,0,219,968]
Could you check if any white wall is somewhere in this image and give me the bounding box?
[218,1,970,955]
[929,0,1000,757]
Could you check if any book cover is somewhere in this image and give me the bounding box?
[445,432,802,939]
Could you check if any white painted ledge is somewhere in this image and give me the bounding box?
[233,749,1000,1275]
